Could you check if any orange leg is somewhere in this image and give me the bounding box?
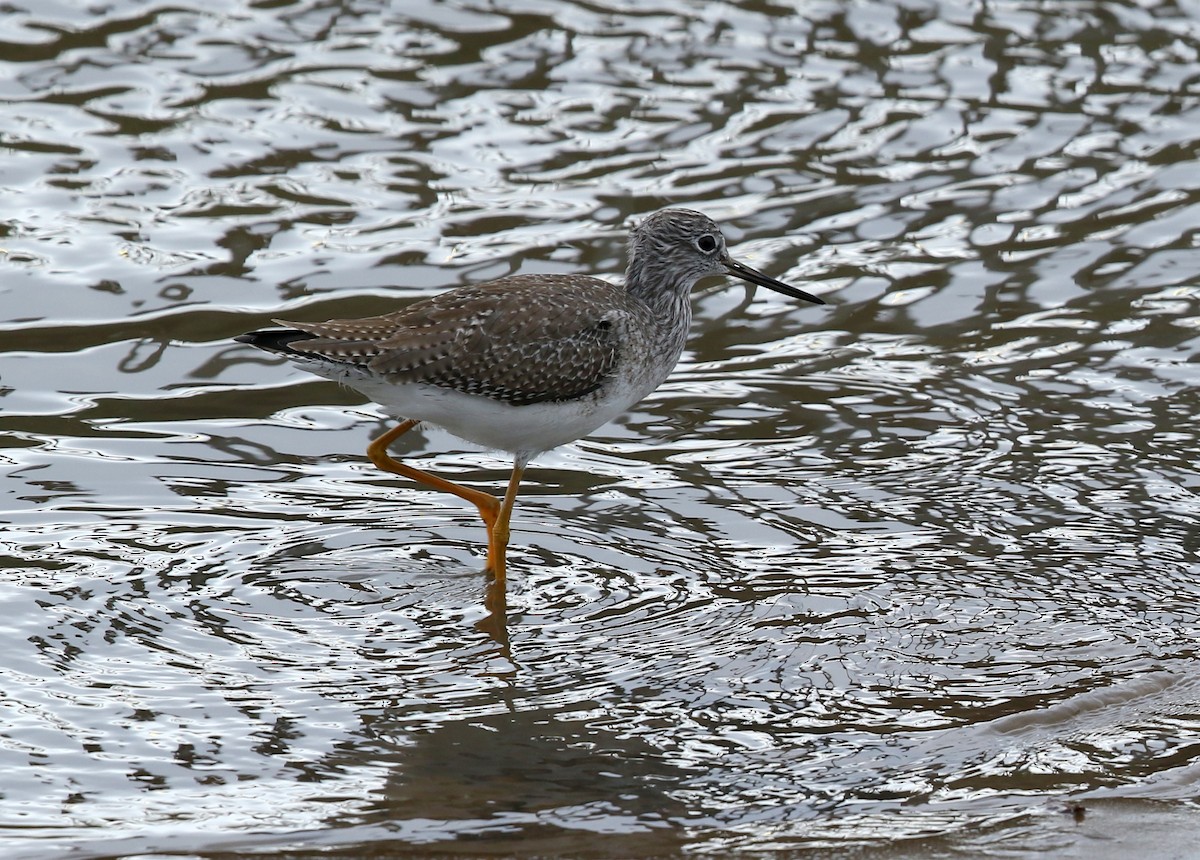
[367,420,522,576]
[489,462,525,586]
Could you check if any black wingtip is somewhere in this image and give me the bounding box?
[234,329,317,355]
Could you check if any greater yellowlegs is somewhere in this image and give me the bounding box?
[236,208,824,583]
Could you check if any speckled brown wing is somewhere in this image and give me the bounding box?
[275,274,625,406]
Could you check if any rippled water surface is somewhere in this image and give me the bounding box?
[3,0,1200,857]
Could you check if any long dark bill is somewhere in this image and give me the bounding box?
[724,256,825,305]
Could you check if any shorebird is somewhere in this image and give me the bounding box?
[236,208,824,584]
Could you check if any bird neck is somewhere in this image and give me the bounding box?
[624,255,695,327]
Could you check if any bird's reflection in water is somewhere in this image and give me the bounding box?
[354,700,694,856]
[475,576,510,651]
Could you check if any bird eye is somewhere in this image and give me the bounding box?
[696,234,719,253]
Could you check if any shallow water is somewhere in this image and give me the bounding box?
[2,0,1200,857]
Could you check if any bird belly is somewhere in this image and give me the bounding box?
[339,370,650,458]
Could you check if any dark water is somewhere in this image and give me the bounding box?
[2,0,1200,857]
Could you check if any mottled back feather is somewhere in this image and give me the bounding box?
[276,274,625,406]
